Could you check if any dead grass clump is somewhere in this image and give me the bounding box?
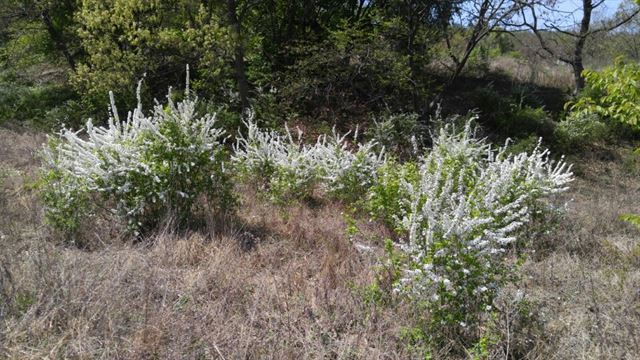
[1,222,418,358]
[0,127,46,172]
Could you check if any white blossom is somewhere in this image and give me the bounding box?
[395,117,574,307]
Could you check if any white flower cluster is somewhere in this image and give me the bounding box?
[312,129,386,196]
[232,119,317,194]
[396,119,573,309]
[43,79,232,232]
[233,121,385,199]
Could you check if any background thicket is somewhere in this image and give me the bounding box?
[2,0,638,133]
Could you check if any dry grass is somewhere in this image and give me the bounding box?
[521,146,640,359]
[489,56,574,91]
[1,231,411,359]
[0,128,417,359]
[1,128,639,359]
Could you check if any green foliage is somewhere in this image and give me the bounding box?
[0,21,52,70]
[366,161,419,231]
[38,166,92,235]
[554,112,609,151]
[470,87,555,140]
[0,1,82,128]
[622,149,640,175]
[466,329,499,360]
[366,113,423,158]
[505,104,554,138]
[267,165,319,205]
[0,0,503,129]
[0,71,76,128]
[620,214,640,229]
[504,135,540,156]
[399,325,431,359]
[73,0,237,114]
[14,292,36,314]
[278,18,415,121]
[569,58,640,129]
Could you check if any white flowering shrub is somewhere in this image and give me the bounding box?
[233,122,385,203]
[390,120,573,340]
[311,129,385,201]
[39,159,93,234]
[41,83,235,235]
[232,120,319,203]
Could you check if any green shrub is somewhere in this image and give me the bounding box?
[470,87,507,121]
[568,58,640,129]
[366,113,423,157]
[470,87,555,140]
[41,82,235,235]
[277,19,416,121]
[504,135,540,156]
[38,164,93,234]
[43,99,87,130]
[366,160,419,231]
[620,214,640,229]
[554,112,608,151]
[0,71,76,128]
[504,104,555,139]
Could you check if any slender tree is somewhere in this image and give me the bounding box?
[515,0,640,92]
[1,0,80,71]
[226,0,250,111]
[444,0,524,84]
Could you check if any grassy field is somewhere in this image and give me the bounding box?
[0,125,639,359]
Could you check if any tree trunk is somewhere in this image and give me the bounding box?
[226,0,250,112]
[572,60,585,92]
[41,9,76,71]
[407,24,420,113]
[446,0,490,87]
[573,0,593,93]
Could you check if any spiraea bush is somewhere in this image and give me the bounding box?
[380,119,573,347]
[366,160,420,231]
[232,119,319,203]
[233,121,385,203]
[311,129,385,202]
[40,80,235,235]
